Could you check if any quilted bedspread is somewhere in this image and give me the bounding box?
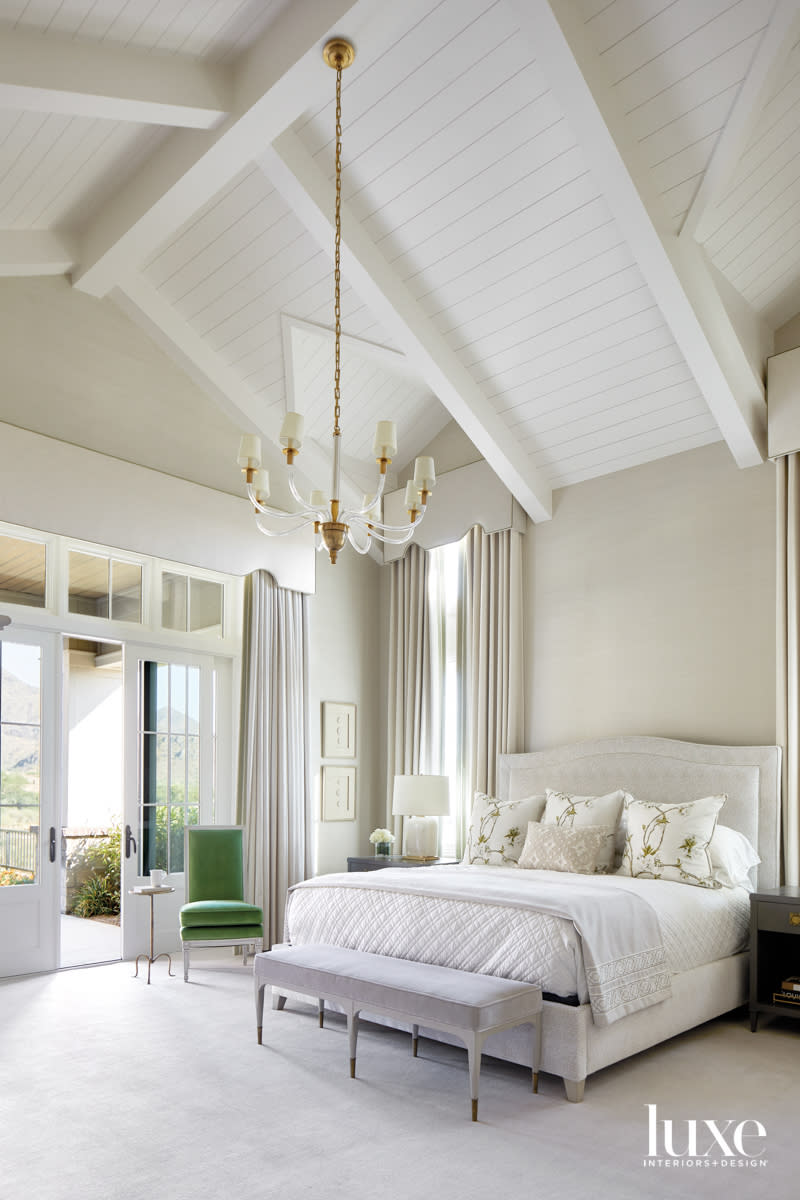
[285,865,750,1026]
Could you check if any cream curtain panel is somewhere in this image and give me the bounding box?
[777,455,800,886]
[463,526,525,798]
[237,571,312,945]
[386,544,431,838]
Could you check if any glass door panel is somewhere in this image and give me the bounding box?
[0,632,60,976]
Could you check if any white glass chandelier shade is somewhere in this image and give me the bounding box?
[235,38,435,565]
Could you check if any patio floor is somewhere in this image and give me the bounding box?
[60,914,121,969]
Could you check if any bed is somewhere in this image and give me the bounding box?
[286,736,781,1100]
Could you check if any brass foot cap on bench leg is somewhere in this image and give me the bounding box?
[412,1037,418,1058]
[471,1099,478,1122]
[319,1012,324,1028]
[532,1071,539,1094]
[257,1027,262,1045]
[349,1058,356,1079]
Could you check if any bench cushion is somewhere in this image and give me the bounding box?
[180,899,263,928]
[257,944,541,1031]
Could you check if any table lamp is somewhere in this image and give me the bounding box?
[392,775,450,860]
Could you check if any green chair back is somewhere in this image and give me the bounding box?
[185,826,245,903]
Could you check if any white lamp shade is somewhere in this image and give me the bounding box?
[413,456,436,491]
[403,481,421,512]
[392,775,450,817]
[309,490,327,509]
[237,434,262,469]
[373,420,397,458]
[280,411,304,450]
[252,469,270,503]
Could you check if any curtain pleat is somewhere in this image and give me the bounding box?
[777,456,800,886]
[237,571,311,944]
[385,544,431,838]
[464,527,524,798]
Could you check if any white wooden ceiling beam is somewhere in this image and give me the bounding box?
[71,0,429,300]
[681,0,800,245]
[512,0,767,468]
[112,271,363,510]
[0,231,77,276]
[261,131,553,523]
[0,27,231,129]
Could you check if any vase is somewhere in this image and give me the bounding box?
[375,842,392,857]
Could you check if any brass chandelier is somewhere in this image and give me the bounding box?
[237,38,436,565]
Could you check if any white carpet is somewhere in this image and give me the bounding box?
[0,953,795,1199]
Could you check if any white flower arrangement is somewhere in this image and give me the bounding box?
[369,828,396,846]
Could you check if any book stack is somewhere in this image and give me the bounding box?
[773,976,800,1006]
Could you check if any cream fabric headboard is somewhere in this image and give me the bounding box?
[497,736,781,888]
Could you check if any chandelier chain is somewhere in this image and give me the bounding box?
[333,64,343,437]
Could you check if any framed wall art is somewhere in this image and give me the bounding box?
[321,765,356,821]
[322,701,356,758]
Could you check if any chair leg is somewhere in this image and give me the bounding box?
[183,946,190,983]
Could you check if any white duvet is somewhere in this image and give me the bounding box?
[284,864,750,1022]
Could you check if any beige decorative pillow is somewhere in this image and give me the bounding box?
[617,794,725,888]
[542,788,626,873]
[463,793,546,865]
[518,822,609,874]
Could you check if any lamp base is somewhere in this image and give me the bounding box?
[401,815,439,859]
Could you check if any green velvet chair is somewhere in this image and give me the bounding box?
[180,825,263,982]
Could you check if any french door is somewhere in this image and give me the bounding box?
[121,646,218,962]
[0,630,61,976]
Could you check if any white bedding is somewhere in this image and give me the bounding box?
[284,864,750,1023]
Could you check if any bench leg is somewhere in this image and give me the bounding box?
[564,1078,585,1103]
[318,999,325,1028]
[411,1023,419,1057]
[466,1033,487,1122]
[347,1006,359,1078]
[255,980,265,1045]
[272,989,286,1011]
[532,1013,541,1093]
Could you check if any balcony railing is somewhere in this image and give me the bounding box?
[0,827,38,873]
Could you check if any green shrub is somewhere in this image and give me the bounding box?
[73,874,119,918]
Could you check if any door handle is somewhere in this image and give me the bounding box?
[125,824,137,859]
[49,827,56,864]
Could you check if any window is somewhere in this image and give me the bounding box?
[139,662,200,875]
[428,539,466,858]
[0,643,42,886]
[0,534,46,609]
[162,572,223,637]
[68,552,142,623]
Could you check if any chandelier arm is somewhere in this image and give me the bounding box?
[255,516,315,538]
[246,483,313,520]
[347,472,387,519]
[366,526,419,546]
[354,509,427,534]
[346,525,372,555]
[286,467,329,516]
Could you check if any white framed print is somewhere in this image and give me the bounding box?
[321,766,356,821]
[322,701,356,758]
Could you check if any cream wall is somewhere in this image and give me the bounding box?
[525,441,776,750]
[307,549,387,875]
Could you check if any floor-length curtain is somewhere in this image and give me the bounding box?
[463,526,524,798]
[777,455,800,885]
[386,544,431,838]
[237,571,311,944]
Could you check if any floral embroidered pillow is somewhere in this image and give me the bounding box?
[542,788,626,873]
[617,794,726,888]
[517,823,609,874]
[463,793,546,865]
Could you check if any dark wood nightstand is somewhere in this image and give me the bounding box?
[749,885,800,1031]
[346,856,460,873]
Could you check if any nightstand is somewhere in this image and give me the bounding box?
[347,856,460,873]
[749,885,800,1031]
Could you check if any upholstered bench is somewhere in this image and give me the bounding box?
[254,944,543,1121]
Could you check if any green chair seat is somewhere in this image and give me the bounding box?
[180,924,264,943]
[180,900,263,928]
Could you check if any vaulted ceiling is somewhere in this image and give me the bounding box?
[0,0,794,523]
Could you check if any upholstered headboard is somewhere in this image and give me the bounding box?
[497,736,781,888]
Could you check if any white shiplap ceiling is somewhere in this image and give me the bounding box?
[0,0,792,519]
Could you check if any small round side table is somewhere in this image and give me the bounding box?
[129,885,175,984]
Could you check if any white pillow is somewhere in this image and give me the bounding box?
[462,792,546,865]
[518,822,609,874]
[709,824,760,890]
[617,794,725,888]
[542,788,626,873]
